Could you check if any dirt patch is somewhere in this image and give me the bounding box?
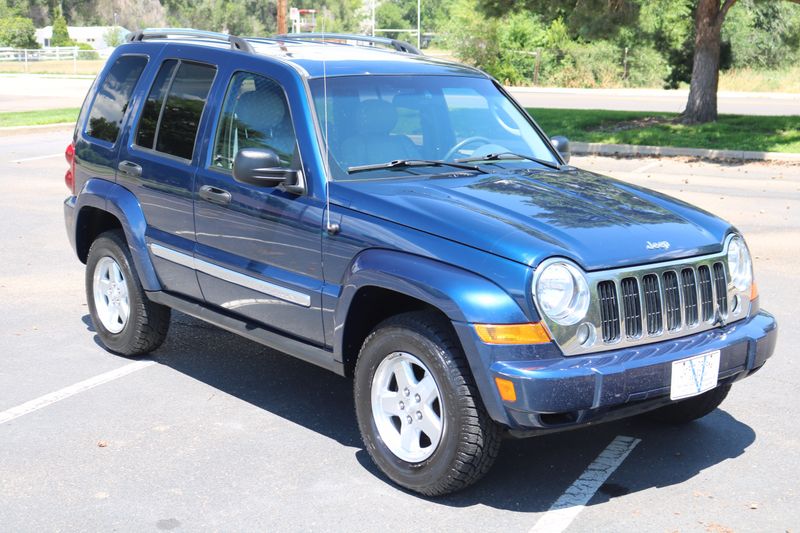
[588,116,678,133]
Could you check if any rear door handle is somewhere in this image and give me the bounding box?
[117,160,142,177]
[199,185,232,206]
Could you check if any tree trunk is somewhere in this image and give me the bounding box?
[682,0,734,124]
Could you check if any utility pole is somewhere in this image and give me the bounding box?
[277,0,287,34]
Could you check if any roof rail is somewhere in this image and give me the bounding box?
[272,33,422,55]
[126,28,254,54]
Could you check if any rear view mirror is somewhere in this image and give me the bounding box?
[550,136,571,164]
[233,148,303,193]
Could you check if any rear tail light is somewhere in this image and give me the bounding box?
[65,142,75,193]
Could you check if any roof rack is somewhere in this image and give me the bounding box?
[272,33,422,55]
[126,28,254,54]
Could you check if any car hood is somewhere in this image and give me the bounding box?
[332,168,732,271]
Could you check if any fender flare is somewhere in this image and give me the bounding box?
[75,179,161,291]
[335,249,529,425]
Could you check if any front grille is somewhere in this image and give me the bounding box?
[598,280,620,342]
[597,260,731,347]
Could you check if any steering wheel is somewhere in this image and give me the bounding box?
[444,136,492,161]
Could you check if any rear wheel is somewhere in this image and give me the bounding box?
[85,230,170,356]
[354,311,501,496]
[647,384,731,424]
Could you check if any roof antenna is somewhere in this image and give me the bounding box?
[321,17,339,235]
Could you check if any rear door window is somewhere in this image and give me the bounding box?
[135,60,216,160]
[85,55,148,143]
[135,59,178,149]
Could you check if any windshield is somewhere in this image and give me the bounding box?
[309,75,559,180]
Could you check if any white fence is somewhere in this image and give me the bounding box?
[0,47,110,74]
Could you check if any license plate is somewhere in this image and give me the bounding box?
[670,350,720,400]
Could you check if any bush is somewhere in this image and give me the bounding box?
[0,16,38,48]
[441,0,671,88]
[75,42,99,59]
[625,46,670,88]
[549,41,623,88]
[724,0,800,69]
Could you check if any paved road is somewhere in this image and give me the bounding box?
[0,75,92,113]
[1,129,798,531]
[2,75,799,115]
[508,87,800,116]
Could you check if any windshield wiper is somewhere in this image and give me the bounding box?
[455,152,562,171]
[347,159,487,174]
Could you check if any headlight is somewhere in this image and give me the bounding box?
[534,261,590,325]
[727,235,753,292]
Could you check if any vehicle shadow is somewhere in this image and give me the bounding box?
[92,311,756,512]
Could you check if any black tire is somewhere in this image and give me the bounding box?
[354,311,502,496]
[646,384,731,424]
[85,230,170,356]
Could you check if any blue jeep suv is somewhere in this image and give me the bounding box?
[64,29,777,496]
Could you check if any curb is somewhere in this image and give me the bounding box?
[0,122,74,137]
[570,142,800,162]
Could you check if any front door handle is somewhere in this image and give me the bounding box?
[117,160,142,177]
[199,185,232,206]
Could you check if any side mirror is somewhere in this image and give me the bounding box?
[233,148,304,193]
[550,136,571,164]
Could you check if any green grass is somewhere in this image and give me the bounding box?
[0,108,79,128]
[528,108,800,153]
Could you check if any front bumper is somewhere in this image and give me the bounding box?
[464,310,777,433]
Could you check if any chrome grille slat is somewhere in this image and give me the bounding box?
[662,271,681,331]
[597,280,620,342]
[713,262,728,317]
[698,265,714,322]
[641,273,662,335]
[621,277,642,339]
[681,268,699,326]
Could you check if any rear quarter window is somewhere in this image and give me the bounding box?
[85,55,148,143]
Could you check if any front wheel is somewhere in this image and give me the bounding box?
[354,311,501,496]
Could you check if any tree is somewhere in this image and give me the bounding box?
[478,0,800,123]
[683,0,800,123]
[50,12,72,46]
[0,16,38,48]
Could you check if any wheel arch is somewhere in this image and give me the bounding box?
[335,249,526,425]
[74,179,161,292]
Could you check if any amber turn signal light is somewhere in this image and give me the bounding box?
[494,377,517,402]
[750,281,759,301]
[474,323,551,345]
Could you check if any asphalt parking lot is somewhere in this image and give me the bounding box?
[1,129,798,532]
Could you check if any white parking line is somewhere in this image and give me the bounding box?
[530,435,641,533]
[0,361,155,425]
[9,152,63,164]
